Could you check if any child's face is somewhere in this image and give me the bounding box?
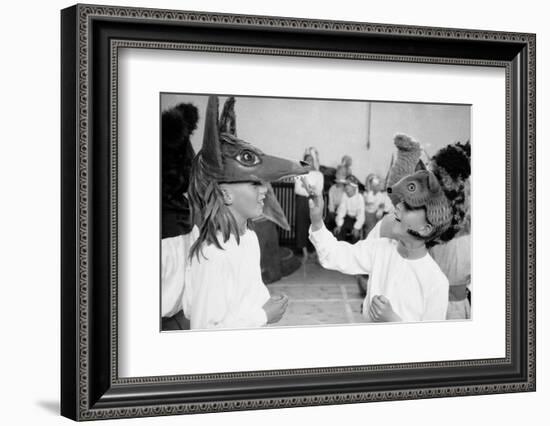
[224,182,268,220]
[370,178,381,192]
[344,184,357,197]
[391,201,432,240]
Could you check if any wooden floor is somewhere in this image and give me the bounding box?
[267,258,366,327]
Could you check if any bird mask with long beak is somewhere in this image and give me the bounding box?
[190,96,310,239]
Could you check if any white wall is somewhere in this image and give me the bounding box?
[162,94,470,183]
[1,0,546,425]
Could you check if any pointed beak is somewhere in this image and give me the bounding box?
[261,184,291,231]
[252,154,311,182]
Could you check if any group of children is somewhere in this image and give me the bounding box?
[294,151,393,261]
[325,170,393,244]
[164,96,472,330]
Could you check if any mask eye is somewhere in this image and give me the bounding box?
[407,182,416,192]
[236,150,261,166]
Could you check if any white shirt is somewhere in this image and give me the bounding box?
[328,184,345,213]
[294,170,324,197]
[336,192,365,230]
[309,225,449,322]
[161,226,199,318]
[182,229,270,329]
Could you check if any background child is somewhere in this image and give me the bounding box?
[294,148,324,262]
[334,176,365,244]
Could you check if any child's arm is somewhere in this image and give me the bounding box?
[161,237,185,318]
[309,226,374,275]
[303,181,374,274]
[354,197,365,230]
[335,195,346,229]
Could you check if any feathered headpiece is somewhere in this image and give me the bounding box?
[189,96,310,259]
[429,141,471,241]
[385,134,471,245]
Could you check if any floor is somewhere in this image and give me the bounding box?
[266,258,366,327]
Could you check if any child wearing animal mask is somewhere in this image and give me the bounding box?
[303,167,452,323]
[367,138,471,320]
[182,96,309,329]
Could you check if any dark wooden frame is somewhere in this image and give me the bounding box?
[61,3,536,421]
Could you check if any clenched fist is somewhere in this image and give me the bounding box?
[369,295,401,322]
[263,294,289,324]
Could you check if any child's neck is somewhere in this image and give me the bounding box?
[396,239,427,260]
[232,216,247,236]
[233,213,249,236]
[226,205,249,236]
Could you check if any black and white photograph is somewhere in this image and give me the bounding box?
[160,94,472,331]
[54,1,537,422]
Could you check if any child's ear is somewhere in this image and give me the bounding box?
[219,185,233,205]
[420,223,433,237]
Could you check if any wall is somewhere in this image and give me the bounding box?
[0,0,546,425]
[162,93,470,184]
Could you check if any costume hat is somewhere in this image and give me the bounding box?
[197,95,310,230]
[387,170,453,239]
[385,134,470,243]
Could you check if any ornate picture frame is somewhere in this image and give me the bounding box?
[61,3,535,421]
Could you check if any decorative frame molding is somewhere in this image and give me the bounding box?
[61,3,535,421]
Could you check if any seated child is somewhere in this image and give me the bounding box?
[303,169,453,322]
[363,174,393,236]
[334,175,365,244]
[182,96,308,329]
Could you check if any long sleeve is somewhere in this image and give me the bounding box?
[335,194,347,227]
[309,224,374,275]
[353,196,365,230]
[161,226,199,318]
[161,237,185,318]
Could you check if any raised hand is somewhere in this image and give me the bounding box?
[299,176,324,231]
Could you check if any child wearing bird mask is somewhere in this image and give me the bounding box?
[182,96,309,329]
[303,167,452,323]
